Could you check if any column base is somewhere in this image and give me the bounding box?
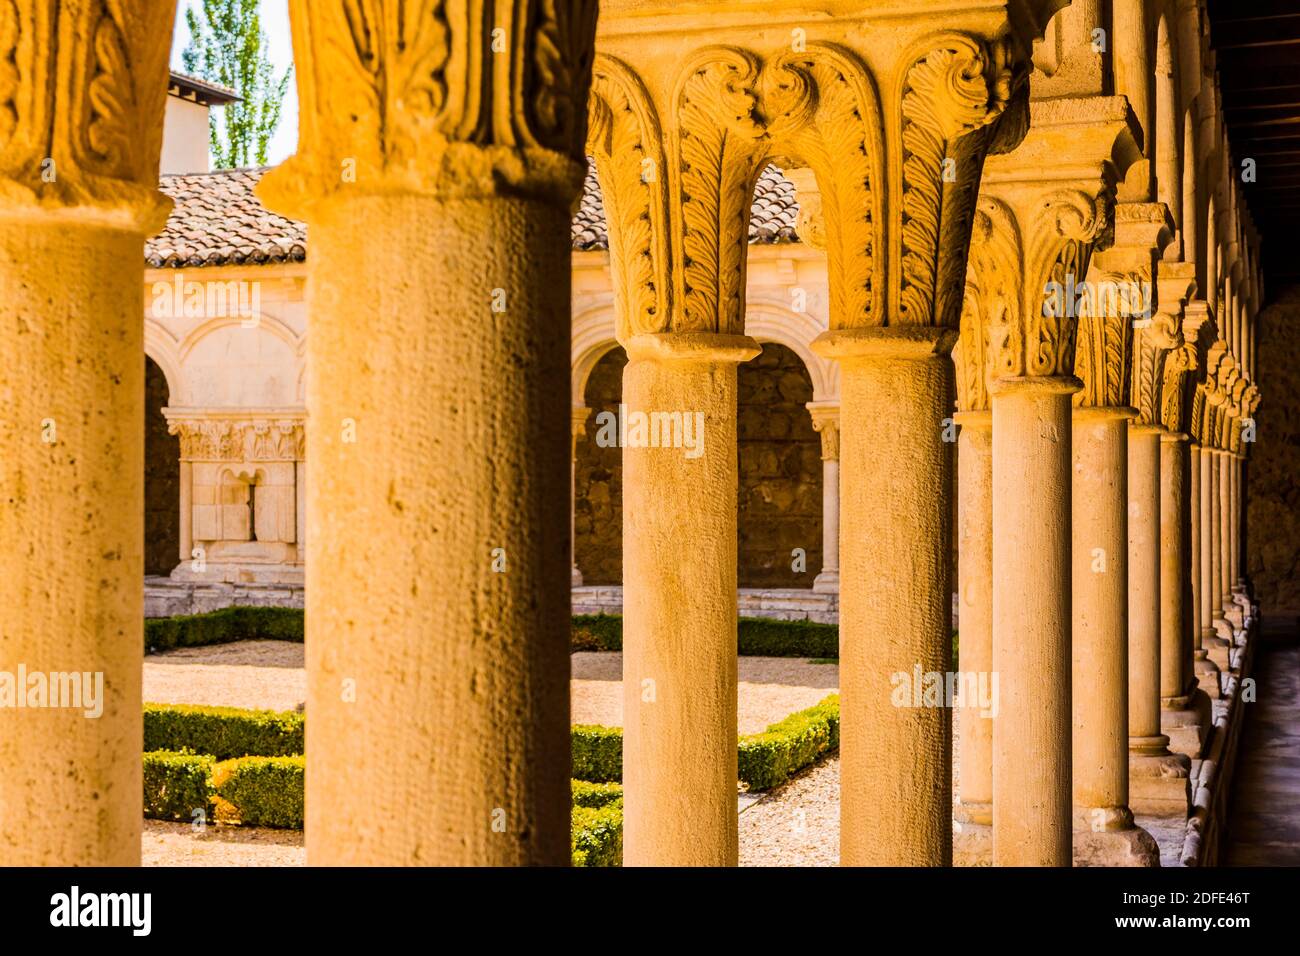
[812,570,839,594]
[1072,816,1162,868]
[571,565,584,588]
[953,799,992,866]
[1160,688,1211,758]
[1207,623,1233,669]
[1128,743,1192,817]
[1193,651,1222,699]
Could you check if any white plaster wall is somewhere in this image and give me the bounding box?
[160,97,212,175]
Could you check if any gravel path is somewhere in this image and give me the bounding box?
[572,651,838,733]
[146,644,839,733]
[143,820,305,867]
[142,641,846,865]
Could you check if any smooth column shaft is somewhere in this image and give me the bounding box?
[304,198,572,865]
[1128,427,1162,744]
[1159,434,1194,700]
[993,383,1073,867]
[956,414,993,826]
[1072,412,1130,817]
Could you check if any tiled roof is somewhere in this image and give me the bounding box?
[147,162,800,267]
[147,168,306,267]
[571,162,800,250]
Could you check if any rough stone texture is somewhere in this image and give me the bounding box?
[286,195,576,867]
[0,223,149,866]
[145,357,180,576]
[1246,284,1300,615]
[737,344,822,588]
[575,342,823,589]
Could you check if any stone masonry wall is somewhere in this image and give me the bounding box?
[1246,282,1300,616]
[574,342,823,589]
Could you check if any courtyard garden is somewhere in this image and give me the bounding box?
[141,607,852,866]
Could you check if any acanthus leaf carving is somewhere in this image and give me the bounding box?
[673,46,768,334]
[765,44,883,330]
[896,34,1017,330]
[0,0,174,228]
[588,55,670,340]
[260,0,596,214]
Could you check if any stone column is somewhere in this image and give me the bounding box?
[1126,422,1189,815]
[1205,444,1233,662]
[963,96,1140,867]
[571,406,591,588]
[258,1,597,865]
[808,405,840,594]
[1158,430,1208,756]
[1189,442,1220,696]
[1067,231,1163,865]
[593,2,1060,868]
[179,460,194,568]
[952,410,992,866]
[816,329,956,867]
[621,332,757,866]
[0,0,175,865]
[992,378,1075,865]
[1219,448,1233,614]
[1071,408,1158,865]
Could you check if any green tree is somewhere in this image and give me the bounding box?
[181,0,292,169]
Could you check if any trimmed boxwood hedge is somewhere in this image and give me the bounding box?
[148,607,843,659]
[572,724,622,783]
[572,801,623,867]
[569,694,841,790]
[571,779,623,808]
[573,613,839,658]
[143,750,215,821]
[213,756,305,829]
[145,606,303,653]
[144,703,304,760]
[738,694,839,790]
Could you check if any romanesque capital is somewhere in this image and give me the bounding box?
[807,403,840,461]
[258,0,598,217]
[0,0,176,230]
[961,95,1140,393]
[589,4,1052,344]
[165,411,307,463]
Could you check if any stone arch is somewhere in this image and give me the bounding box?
[574,343,627,585]
[743,300,839,402]
[144,355,180,576]
[144,318,184,405]
[571,302,619,405]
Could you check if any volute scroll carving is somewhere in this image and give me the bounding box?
[0,0,175,230]
[258,0,599,216]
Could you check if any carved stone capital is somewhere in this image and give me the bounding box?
[0,0,176,231]
[588,17,1038,345]
[807,403,840,461]
[258,0,598,217]
[165,410,307,463]
[964,95,1139,392]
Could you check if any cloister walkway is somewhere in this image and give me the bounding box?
[1225,622,1300,866]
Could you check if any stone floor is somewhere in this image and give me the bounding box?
[1223,619,1300,865]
